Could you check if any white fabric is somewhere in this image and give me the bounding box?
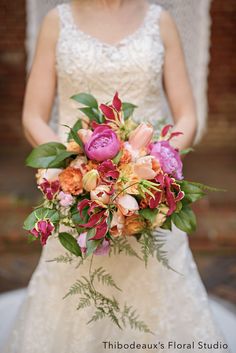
[2,3,230,352]
[26,0,213,143]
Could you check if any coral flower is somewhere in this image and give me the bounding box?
[59,167,83,195]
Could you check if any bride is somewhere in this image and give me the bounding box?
[3,0,230,352]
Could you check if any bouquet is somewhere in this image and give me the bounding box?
[24,92,220,334]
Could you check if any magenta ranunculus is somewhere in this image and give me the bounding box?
[84,126,120,162]
[149,141,183,180]
[30,220,54,246]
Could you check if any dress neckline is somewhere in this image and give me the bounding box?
[67,2,155,49]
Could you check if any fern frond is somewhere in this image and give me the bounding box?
[46,253,74,264]
[63,279,90,299]
[77,296,91,310]
[110,237,142,260]
[91,266,122,291]
[121,303,155,335]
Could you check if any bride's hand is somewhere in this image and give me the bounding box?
[22,8,61,147]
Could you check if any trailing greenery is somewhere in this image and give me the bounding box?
[63,255,154,334]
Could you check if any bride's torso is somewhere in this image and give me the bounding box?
[55,2,168,143]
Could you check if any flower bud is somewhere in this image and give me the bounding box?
[129,123,154,150]
[82,169,99,192]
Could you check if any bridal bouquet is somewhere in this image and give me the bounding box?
[24,92,218,334]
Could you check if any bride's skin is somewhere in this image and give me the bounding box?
[22,0,197,150]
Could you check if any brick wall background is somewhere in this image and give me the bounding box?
[0,0,235,301]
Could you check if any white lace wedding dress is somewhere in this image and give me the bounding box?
[2,3,230,353]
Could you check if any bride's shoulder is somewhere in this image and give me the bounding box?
[158,8,182,48]
[37,7,60,44]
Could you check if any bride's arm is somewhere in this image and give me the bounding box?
[22,9,61,147]
[160,11,198,151]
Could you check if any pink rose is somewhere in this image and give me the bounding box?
[149,141,183,180]
[134,156,160,180]
[57,191,74,207]
[85,126,120,162]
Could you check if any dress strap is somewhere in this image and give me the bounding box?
[147,4,164,49]
[56,3,74,29]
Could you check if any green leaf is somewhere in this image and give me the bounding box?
[180,181,205,203]
[180,180,226,193]
[171,205,196,233]
[26,142,66,168]
[122,102,137,120]
[180,147,194,155]
[67,119,83,141]
[79,107,103,123]
[48,150,78,168]
[139,208,158,223]
[63,124,84,152]
[85,229,102,258]
[71,93,98,109]
[160,217,172,230]
[112,150,123,165]
[59,232,82,257]
[23,208,59,230]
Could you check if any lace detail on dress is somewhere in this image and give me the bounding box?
[55,3,166,142]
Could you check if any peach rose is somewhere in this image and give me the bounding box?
[59,167,83,195]
[90,185,111,205]
[134,156,161,180]
[117,194,139,216]
[110,210,125,237]
[124,214,146,235]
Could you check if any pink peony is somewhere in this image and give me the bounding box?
[84,126,120,162]
[30,220,54,246]
[94,238,110,256]
[149,141,183,180]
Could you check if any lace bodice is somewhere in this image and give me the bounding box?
[56,3,166,143]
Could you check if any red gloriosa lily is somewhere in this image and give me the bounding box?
[77,199,109,240]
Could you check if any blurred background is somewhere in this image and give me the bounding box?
[0,0,235,310]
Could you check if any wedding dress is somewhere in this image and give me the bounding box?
[2,3,230,353]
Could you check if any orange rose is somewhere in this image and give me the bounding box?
[59,167,83,195]
[124,214,146,236]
